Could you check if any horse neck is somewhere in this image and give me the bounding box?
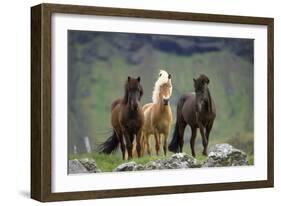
[156,99,170,113]
[124,99,141,116]
[122,90,129,104]
[206,88,213,114]
[195,88,213,114]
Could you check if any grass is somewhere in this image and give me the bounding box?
[247,154,254,165]
[70,152,124,172]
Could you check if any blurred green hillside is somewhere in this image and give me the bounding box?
[68,31,254,157]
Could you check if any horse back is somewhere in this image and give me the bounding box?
[181,93,197,126]
[111,101,122,131]
[111,98,122,111]
[181,92,216,127]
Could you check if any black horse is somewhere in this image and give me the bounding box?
[168,74,216,157]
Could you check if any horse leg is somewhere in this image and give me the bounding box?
[146,135,152,156]
[198,123,208,156]
[204,121,214,155]
[140,132,145,157]
[123,130,133,159]
[136,130,142,158]
[178,122,186,153]
[190,127,197,157]
[117,130,126,160]
[163,128,170,156]
[154,132,160,156]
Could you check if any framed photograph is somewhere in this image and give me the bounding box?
[31,3,274,202]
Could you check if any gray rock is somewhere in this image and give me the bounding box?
[134,164,145,171]
[113,161,138,172]
[131,153,201,171]
[79,158,101,173]
[144,161,164,170]
[69,159,88,174]
[112,144,249,172]
[171,153,201,168]
[203,143,248,167]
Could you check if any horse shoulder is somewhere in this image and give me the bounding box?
[111,98,122,111]
[150,104,161,123]
[160,105,173,122]
[143,105,154,131]
[111,104,121,128]
[138,105,145,123]
[143,103,153,111]
[167,106,173,123]
[152,105,172,131]
[182,99,197,125]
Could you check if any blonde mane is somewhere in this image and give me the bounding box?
[152,70,172,103]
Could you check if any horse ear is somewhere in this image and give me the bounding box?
[127,76,131,82]
[168,74,171,79]
[137,76,141,82]
[193,78,196,83]
[140,85,143,98]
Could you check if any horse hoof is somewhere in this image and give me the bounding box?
[202,151,208,156]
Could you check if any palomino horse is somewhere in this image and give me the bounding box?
[168,74,216,157]
[141,70,173,156]
[98,76,144,160]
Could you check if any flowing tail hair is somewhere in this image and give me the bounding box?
[98,130,119,154]
[168,95,187,153]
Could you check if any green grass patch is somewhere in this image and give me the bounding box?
[247,154,254,165]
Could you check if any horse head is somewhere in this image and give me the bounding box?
[193,74,211,112]
[160,74,172,105]
[153,70,172,105]
[124,76,143,111]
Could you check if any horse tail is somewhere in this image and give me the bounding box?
[98,130,119,154]
[168,95,186,153]
[168,121,180,153]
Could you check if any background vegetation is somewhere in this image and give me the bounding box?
[68,30,254,165]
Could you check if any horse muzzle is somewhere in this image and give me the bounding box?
[130,100,138,111]
[163,97,170,105]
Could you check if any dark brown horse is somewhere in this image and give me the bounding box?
[168,74,216,157]
[98,76,144,160]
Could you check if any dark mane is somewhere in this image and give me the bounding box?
[198,74,212,113]
[197,74,210,85]
[122,76,143,104]
[194,74,212,113]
